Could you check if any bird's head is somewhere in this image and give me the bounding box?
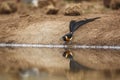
[62,33,73,42]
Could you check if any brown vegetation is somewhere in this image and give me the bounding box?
[104,0,120,9]
[0,1,17,14]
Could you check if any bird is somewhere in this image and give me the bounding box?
[62,17,100,43]
[62,50,91,72]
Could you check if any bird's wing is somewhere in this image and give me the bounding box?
[71,17,100,32]
[69,20,76,32]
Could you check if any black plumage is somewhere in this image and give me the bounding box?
[70,58,91,72]
[62,17,100,42]
[69,17,100,33]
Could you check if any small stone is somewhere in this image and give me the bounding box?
[103,0,120,9]
[46,5,59,15]
[110,0,120,9]
[64,4,82,16]
[0,1,17,14]
[103,0,111,8]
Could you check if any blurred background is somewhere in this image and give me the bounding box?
[0,0,120,80]
[0,0,119,15]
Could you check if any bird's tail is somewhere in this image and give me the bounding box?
[70,17,101,33]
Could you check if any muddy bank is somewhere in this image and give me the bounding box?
[0,13,120,71]
[0,14,120,45]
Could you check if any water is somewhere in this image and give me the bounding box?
[0,47,120,80]
[0,68,120,80]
